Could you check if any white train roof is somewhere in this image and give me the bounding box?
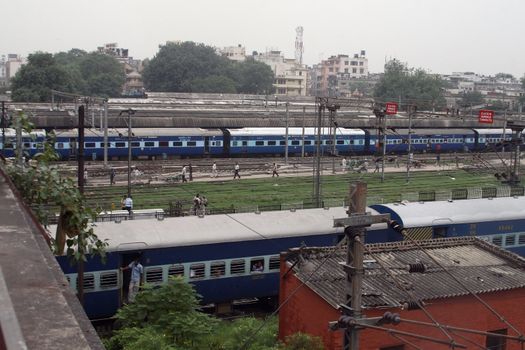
[2,128,46,138]
[474,129,512,136]
[52,128,223,138]
[372,197,525,228]
[51,207,386,253]
[227,127,365,137]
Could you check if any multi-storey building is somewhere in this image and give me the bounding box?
[312,51,369,96]
[254,50,308,96]
[97,43,144,96]
[218,45,246,62]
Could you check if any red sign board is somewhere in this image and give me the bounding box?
[478,110,494,124]
[385,102,398,115]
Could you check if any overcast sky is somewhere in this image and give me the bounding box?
[4,0,524,77]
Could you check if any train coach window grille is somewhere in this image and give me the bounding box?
[23,142,31,149]
[173,141,182,147]
[189,263,205,279]
[85,142,96,148]
[269,256,280,271]
[145,267,164,284]
[255,141,264,146]
[100,271,118,289]
[168,264,184,278]
[131,141,140,147]
[505,235,516,247]
[115,142,126,148]
[250,258,265,273]
[518,234,525,246]
[492,236,503,247]
[292,140,300,146]
[159,141,169,147]
[210,262,226,278]
[242,141,248,146]
[279,140,286,146]
[187,141,197,147]
[230,259,246,275]
[304,140,312,145]
[268,140,276,146]
[336,140,344,145]
[145,141,155,147]
[77,273,95,292]
[56,142,64,149]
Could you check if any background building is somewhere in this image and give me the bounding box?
[218,44,246,62]
[254,50,308,96]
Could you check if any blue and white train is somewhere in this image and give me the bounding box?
[54,196,525,319]
[0,127,514,160]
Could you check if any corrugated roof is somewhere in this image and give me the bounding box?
[287,237,525,309]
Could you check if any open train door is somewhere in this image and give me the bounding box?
[119,252,140,306]
[221,128,230,156]
[204,136,210,155]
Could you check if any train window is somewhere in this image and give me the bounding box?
[78,273,95,291]
[349,140,354,145]
[115,142,126,148]
[250,258,265,273]
[173,141,182,147]
[255,141,264,146]
[99,142,108,148]
[232,141,239,146]
[336,140,344,145]
[85,142,96,148]
[292,140,300,146]
[492,236,503,247]
[269,256,280,270]
[168,264,184,277]
[242,141,248,146]
[210,261,226,278]
[131,141,140,147]
[505,235,516,247]
[189,263,205,279]
[230,259,246,275]
[56,142,64,149]
[159,141,169,147]
[304,140,312,145]
[145,267,163,284]
[266,140,275,146]
[519,234,525,245]
[23,142,31,148]
[100,272,118,289]
[325,140,332,145]
[279,141,286,146]
[187,141,197,147]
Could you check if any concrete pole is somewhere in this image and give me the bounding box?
[345,181,367,350]
[103,100,108,167]
[315,103,323,207]
[301,106,305,158]
[406,106,413,183]
[285,102,289,165]
[381,132,387,182]
[127,111,132,197]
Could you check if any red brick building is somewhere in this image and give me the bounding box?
[279,237,525,350]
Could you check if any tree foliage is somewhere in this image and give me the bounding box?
[5,112,107,260]
[373,59,446,110]
[142,41,274,94]
[11,49,125,102]
[458,90,484,108]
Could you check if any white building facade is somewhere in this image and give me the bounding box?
[253,50,308,96]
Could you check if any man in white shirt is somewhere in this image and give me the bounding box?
[121,256,143,303]
[211,162,218,178]
[124,195,133,214]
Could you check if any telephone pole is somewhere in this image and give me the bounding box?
[331,181,390,349]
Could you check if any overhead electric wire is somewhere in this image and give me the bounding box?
[390,333,424,350]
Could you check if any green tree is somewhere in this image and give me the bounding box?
[191,75,237,93]
[458,90,484,108]
[235,58,275,94]
[374,59,446,110]
[11,52,76,102]
[77,52,125,97]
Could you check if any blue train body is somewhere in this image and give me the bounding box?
[1,127,513,160]
[53,196,525,320]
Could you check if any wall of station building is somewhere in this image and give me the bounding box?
[279,262,525,350]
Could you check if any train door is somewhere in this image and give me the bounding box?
[204,137,210,154]
[119,252,139,306]
[69,137,77,160]
[221,129,230,155]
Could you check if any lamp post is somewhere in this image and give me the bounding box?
[119,109,135,197]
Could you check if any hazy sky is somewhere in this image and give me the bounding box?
[4,0,524,77]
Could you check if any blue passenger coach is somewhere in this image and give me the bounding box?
[371,196,525,256]
[55,207,388,319]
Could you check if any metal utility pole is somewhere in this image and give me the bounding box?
[285,102,289,164]
[78,105,85,193]
[120,109,135,197]
[331,182,390,350]
[103,100,108,167]
[1,101,5,158]
[327,104,339,174]
[301,106,306,158]
[314,101,323,207]
[406,105,414,183]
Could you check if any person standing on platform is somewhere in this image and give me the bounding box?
[211,162,218,178]
[110,168,116,185]
[181,165,188,183]
[341,157,347,172]
[233,162,241,179]
[124,195,133,214]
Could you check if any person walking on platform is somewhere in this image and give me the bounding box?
[110,168,116,185]
[341,157,347,173]
[233,162,241,179]
[271,163,279,177]
[124,195,133,215]
[211,162,218,178]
